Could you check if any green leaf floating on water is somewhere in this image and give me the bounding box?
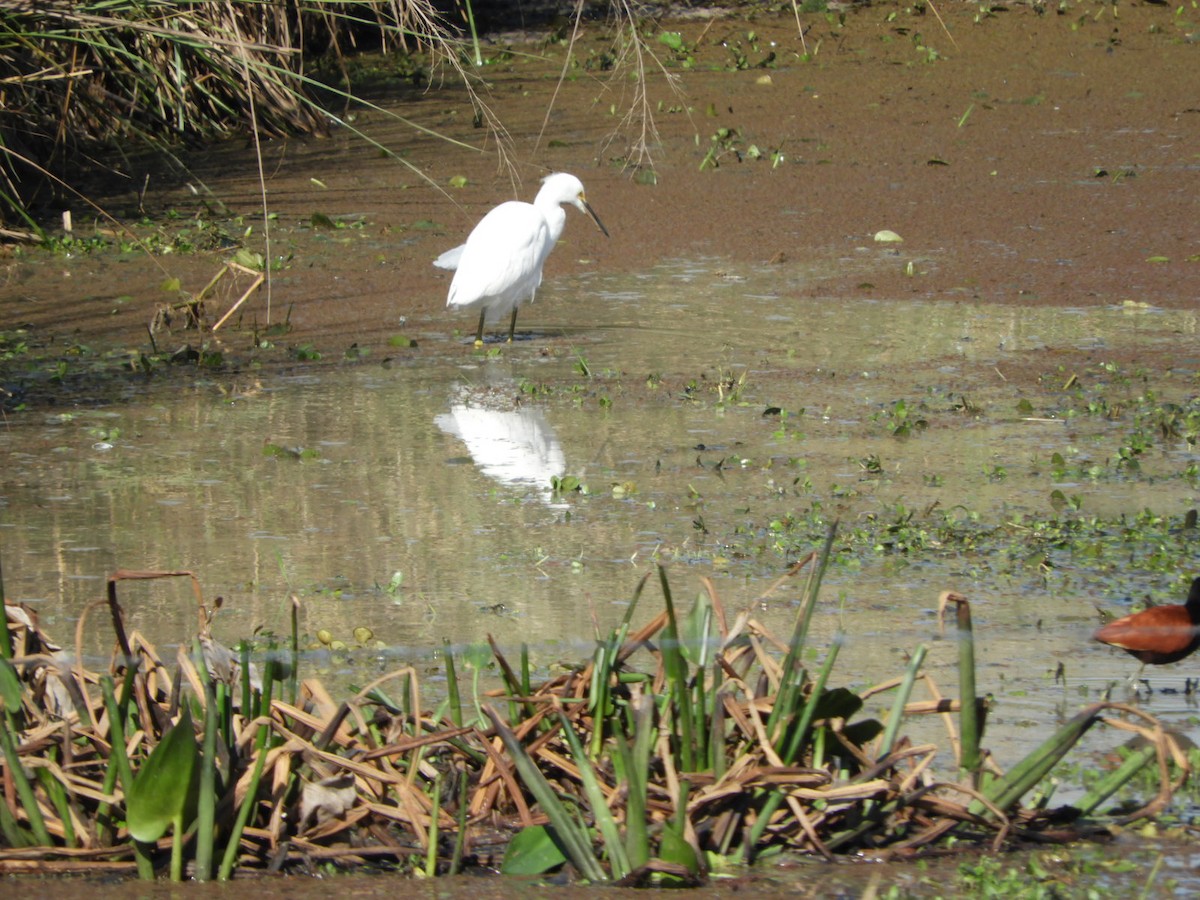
[125,705,201,843]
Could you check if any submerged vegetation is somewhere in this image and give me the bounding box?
[0,548,1193,884]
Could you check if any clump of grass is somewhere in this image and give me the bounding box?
[0,0,470,237]
[0,540,1186,883]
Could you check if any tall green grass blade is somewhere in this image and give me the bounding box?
[557,709,630,879]
[613,693,654,870]
[461,0,483,66]
[877,644,927,759]
[0,790,30,847]
[483,706,607,882]
[0,656,22,716]
[98,674,149,874]
[449,774,469,876]
[782,634,844,765]
[288,596,300,705]
[745,637,845,859]
[444,640,463,728]
[657,565,696,771]
[0,698,51,846]
[218,704,273,878]
[768,524,837,737]
[36,762,76,846]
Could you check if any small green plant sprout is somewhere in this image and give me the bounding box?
[875,398,927,436]
[657,30,695,67]
[700,127,741,170]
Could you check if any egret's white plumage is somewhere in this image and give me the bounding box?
[437,172,608,345]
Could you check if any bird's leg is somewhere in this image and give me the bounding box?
[474,310,486,348]
[507,307,518,343]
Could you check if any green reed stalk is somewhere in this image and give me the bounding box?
[976,704,1104,816]
[1073,743,1158,817]
[954,598,982,775]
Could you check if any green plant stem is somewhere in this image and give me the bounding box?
[955,599,981,775]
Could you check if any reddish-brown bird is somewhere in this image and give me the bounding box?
[1094,577,1200,665]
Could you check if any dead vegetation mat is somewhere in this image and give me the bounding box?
[0,557,1187,884]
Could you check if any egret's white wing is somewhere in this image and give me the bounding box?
[434,245,464,270]
[446,201,550,317]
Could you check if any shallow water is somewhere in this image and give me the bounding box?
[5,260,1200,770]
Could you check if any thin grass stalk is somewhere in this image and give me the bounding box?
[767,525,837,738]
[557,709,631,879]
[193,642,218,881]
[0,698,52,846]
[782,634,844,765]
[35,762,77,846]
[877,644,927,760]
[99,675,154,878]
[459,0,483,66]
[239,643,252,715]
[217,723,270,880]
[0,554,10,659]
[288,595,300,705]
[426,775,441,877]
[448,774,469,876]
[444,641,463,728]
[657,566,696,772]
[521,643,531,696]
[625,693,655,869]
[744,635,845,859]
[0,790,28,847]
[1072,743,1159,817]
[483,705,607,883]
[588,621,629,758]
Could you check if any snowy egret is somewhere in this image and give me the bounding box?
[435,172,608,346]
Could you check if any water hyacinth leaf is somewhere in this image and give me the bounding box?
[501,824,568,875]
[659,821,699,877]
[125,705,200,843]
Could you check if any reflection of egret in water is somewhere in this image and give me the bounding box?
[435,394,566,505]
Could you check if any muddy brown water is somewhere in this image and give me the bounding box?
[3,1,1200,892]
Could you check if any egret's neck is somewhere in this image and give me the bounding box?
[538,201,568,246]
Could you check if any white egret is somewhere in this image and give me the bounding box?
[436,172,609,346]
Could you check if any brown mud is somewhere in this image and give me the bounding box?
[3,0,1197,393]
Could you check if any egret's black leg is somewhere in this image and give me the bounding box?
[474,310,486,348]
[507,307,518,343]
